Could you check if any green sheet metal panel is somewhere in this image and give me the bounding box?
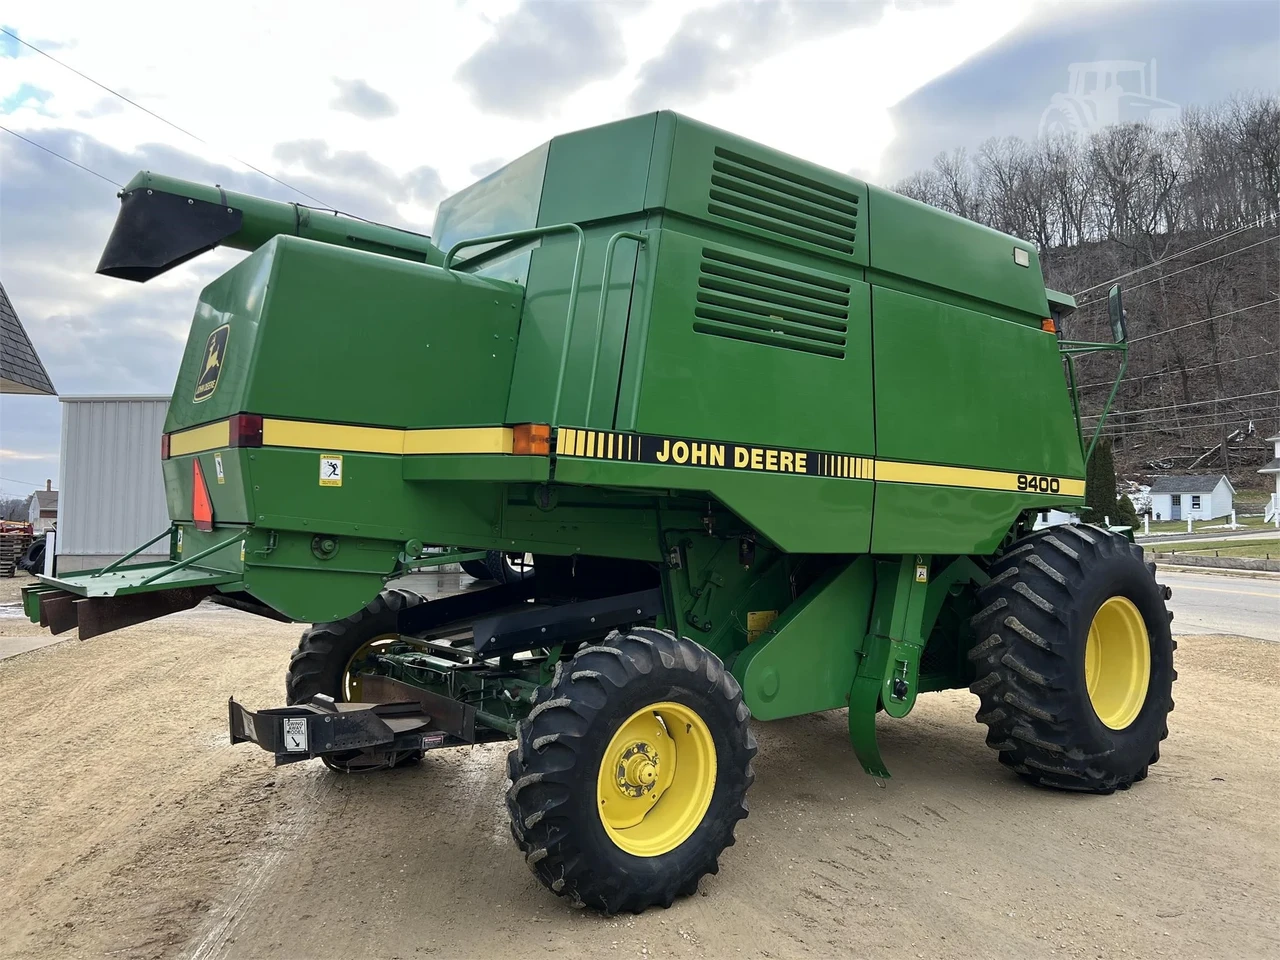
[505,219,648,429]
[870,484,1051,555]
[733,557,875,720]
[623,229,874,455]
[536,113,659,227]
[866,186,1048,322]
[871,285,1084,477]
[165,238,523,434]
[658,114,869,271]
[502,115,659,429]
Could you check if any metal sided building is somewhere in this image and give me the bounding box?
[55,396,170,573]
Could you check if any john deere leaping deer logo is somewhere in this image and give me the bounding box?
[194,324,230,403]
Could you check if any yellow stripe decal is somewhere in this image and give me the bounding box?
[403,427,512,455]
[169,419,231,456]
[876,460,1086,497]
[261,419,513,455]
[263,419,403,454]
[554,427,1083,496]
[171,418,517,457]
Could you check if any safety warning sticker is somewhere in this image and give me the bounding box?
[319,454,343,487]
[214,452,225,484]
[283,717,308,752]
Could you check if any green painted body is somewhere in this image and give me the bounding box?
[30,112,1107,775]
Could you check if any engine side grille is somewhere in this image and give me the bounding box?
[707,147,860,257]
[693,248,851,359]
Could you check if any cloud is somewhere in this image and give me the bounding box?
[75,96,125,119]
[455,1,637,118]
[271,138,446,217]
[627,0,890,112]
[0,126,449,478]
[0,82,53,115]
[330,77,399,119]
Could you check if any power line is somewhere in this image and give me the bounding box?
[1081,389,1280,420]
[1100,406,1280,434]
[1128,298,1280,343]
[0,124,121,186]
[1076,350,1280,390]
[1101,405,1280,430]
[1073,216,1279,297]
[0,26,330,207]
[1078,234,1280,306]
[0,474,49,488]
[1105,422,1274,445]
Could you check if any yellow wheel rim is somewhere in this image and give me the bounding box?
[596,702,717,858]
[1085,596,1151,730]
[342,634,400,701]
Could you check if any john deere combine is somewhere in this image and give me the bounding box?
[24,112,1173,914]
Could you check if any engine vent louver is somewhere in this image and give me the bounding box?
[707,147,859,257]
[693,249,851,359]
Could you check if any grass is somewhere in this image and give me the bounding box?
[1146,537,1280,559]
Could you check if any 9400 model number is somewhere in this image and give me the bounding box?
[1017,474,1061,494]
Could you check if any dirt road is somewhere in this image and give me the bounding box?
[1,580,1277,960]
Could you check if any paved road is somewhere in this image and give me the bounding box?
[1160,569,1279,643]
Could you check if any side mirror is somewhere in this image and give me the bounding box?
[1108,284,1127,343]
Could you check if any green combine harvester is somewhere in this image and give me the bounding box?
[24,111,1174,914]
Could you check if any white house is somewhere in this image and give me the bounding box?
[1259,433,1279,523]
[27,481,57,534]
[1148,475,1235,522]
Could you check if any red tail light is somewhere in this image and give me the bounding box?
[229,413,264,447]
[192,459,214,532]
[161,433,171,460]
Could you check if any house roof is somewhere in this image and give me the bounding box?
[1149,475,1232,494]
[0,280,56,395]
[1260,458,1280,474]
[34,490,58,510]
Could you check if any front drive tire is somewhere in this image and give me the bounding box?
[506,628,756,913]
[969,524,1175,793]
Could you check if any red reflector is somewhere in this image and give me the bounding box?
[229,413,264,447]
[161,433,171,460]
[192,459,214,532]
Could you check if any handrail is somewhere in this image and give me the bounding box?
[442,223,586,427]
[1058,339,1128,466]
[584,231,648,420]
[92,526,177,578]
[136,528,248,588]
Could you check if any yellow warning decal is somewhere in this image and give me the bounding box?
[556,427,1083,496]
[747,610,779,643]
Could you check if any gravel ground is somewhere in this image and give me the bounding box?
[0,575,1276,960]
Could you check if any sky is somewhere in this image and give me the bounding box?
[1,0,1277,496]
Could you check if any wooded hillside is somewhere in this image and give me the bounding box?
[893,94,1279,489]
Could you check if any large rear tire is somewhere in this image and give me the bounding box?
[969,524,1175,793]
[285,588,426,772]
[506,628,755,913]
